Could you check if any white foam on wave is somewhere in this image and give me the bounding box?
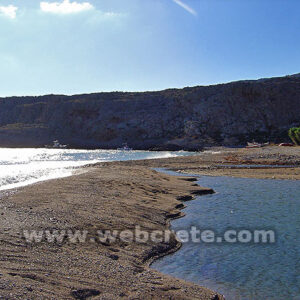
[0,148,193,191]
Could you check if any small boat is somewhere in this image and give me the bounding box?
[247,142,261,148]
[279,143,294,147]
[117,143,133,151]
[45,140,67,149]
[246,142,269,148]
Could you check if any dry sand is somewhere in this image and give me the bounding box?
[0,146,299,299]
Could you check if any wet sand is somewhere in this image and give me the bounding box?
[0,146,299,299]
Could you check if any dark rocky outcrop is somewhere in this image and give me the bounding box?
[190,188,215,196]
[0,74,299,149]
[71,289,101,299]
[176,195,194,201]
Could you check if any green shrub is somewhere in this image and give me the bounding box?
[288,127,300,145]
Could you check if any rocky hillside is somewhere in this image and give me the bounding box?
[0,74,299,150]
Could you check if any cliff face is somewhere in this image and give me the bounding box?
[0,74,299,150]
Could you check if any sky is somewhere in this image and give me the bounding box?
[0,0,299,96]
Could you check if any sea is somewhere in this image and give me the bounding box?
[0,148,194,191]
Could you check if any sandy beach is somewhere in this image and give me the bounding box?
[0,146,299,299]
[0,163,222,299]
[120,146,300,180]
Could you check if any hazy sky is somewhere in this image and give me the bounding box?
[0,0,299,96]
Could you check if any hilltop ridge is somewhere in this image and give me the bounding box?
[0,74,299,150]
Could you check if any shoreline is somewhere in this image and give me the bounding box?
[0,146,299,298]
[112,146,300,180]
[0,161,223,299]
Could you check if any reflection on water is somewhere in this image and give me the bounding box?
[0,148,195,191]
[152,174,300,300]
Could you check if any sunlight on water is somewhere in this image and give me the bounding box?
[0,148,194,191]
[152,173,300,300]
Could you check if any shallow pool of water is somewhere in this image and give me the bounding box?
[152,173,300,300]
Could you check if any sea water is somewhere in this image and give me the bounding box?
[0,148,194,191]
[152,173,300,300]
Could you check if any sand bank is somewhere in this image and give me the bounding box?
[0,163,222,299]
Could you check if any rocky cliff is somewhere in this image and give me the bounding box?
[0,74,299,150]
